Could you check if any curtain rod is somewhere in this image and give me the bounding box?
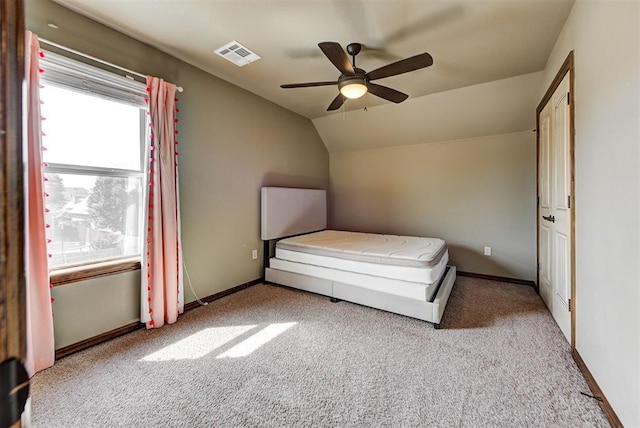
[38,37,184,93]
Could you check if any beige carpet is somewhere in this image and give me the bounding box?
[31,277,609,427]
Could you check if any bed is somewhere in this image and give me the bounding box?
[261,187,456,328]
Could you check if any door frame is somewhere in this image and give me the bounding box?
[1,0,26,364]
[536,51,576,350]
[1,0,28,426]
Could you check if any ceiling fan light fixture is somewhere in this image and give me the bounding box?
[340,83,367,99]
[339,76,368,99]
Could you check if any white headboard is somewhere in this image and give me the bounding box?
[261,187,327,240]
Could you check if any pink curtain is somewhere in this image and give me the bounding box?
[24,31,55,376]
[141,77,184,329]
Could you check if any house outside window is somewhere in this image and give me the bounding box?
[40,50,148,274]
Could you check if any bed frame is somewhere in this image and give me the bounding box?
[261,187,456,329]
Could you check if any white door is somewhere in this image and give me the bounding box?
[538,73,572,343]
[538,102,553,307]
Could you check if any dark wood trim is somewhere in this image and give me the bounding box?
[2,5,28,425]
[535,93,541,297]
[55,279,262,359]
[535,51,576,350]
[184,278,261,311]
[1,0,26,368]
[537,52,574,114]
[55,321,143,360]
[457,271,535,287]
[568,53,576,352]
[51,257,141,286]
[535,113,540,295]
[572,349,622,427]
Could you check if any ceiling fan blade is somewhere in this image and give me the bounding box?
[318,42,355,75]
[280,81,337,89]
[366,53,433,81]
[359,45,401,62]
[327,93,346,111]
[378,5,463,46]
[367,82,409,103]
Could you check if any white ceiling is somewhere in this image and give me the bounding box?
[52,0,574,120]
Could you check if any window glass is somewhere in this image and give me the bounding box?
[43,173,142,268]
[40,62,147,270]
[42,85,142,171]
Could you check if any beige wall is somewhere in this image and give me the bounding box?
[326,72,542,281]
[27,0,329,349]
[541,1,640,425]
[51,271,140,349]
[330,131,536,280]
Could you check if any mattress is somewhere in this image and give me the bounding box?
[277,230,447,268]
[269,258,441,301]
[272,230,449,299]
[275,248,448,284]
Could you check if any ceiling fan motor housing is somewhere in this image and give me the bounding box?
[338,68,367,90]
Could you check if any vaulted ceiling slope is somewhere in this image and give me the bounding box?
[53,0,573,120]
[314,71,543,153]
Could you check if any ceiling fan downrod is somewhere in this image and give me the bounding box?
[346,42,362,68]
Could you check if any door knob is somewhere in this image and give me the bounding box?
[542,215,555,223]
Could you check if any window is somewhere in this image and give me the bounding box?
[40,51,148,276]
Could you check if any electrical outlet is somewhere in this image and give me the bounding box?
[252,249,258,260]
[484,246,492,256]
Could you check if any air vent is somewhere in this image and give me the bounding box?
[215,41,261,67]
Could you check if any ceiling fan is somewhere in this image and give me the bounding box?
[281,42,433,111]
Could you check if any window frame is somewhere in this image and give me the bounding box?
[50,257,141,287]
[39,50,149,285]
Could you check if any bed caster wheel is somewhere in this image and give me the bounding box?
[433,323,441,330]
[330,297,340,303]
